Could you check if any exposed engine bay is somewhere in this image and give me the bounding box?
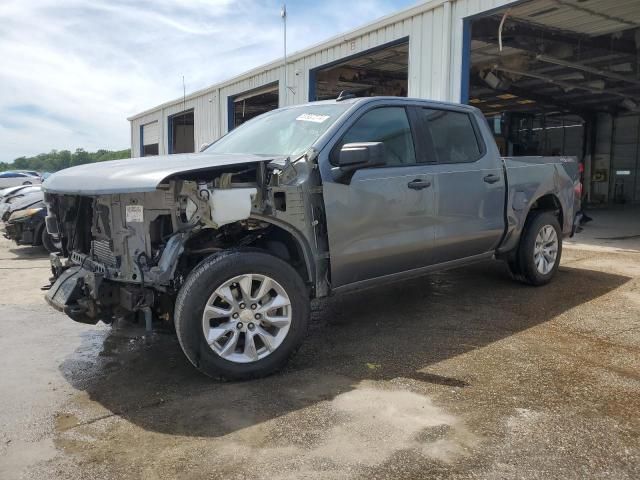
[44,158,328,326]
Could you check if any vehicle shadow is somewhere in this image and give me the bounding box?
[6,245,48,258]
[59,261,630,438]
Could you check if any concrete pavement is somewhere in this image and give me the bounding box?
[0,212,639,479]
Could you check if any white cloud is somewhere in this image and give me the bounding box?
[0,0,415,162]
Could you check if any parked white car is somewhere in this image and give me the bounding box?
[0,171,41,188]
[0,185,31,199]
[0,186,43,222]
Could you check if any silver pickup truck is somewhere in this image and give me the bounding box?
[43,97,581,379]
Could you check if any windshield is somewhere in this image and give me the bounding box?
[205,104,350,157]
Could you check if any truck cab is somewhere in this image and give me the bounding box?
[318,97,507,289]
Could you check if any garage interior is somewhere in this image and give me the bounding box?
[312,40,408,100]
[468,0,640,205]
[232,84,279,128]
[169,110,195,154]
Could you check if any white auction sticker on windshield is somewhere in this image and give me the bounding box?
[126,205,144,223]
[296,113,330,123]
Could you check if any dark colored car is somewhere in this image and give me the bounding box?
[4,205,58,252]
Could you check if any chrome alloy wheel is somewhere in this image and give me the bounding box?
[533,225,558,275]
[202,274,292,363]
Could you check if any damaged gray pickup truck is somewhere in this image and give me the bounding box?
[43,97,581,379]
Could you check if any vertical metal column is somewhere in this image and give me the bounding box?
[634,115,640,203]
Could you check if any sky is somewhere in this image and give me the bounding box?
[0,0,417,162]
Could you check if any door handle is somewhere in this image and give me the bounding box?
[483,174,500,184]
[407,179,431,190]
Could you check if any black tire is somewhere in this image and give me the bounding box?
[41,228,59,253]
[174,250,310,380]
[512,211,562,286]
[22,181,32,185]
[32,222,45,247]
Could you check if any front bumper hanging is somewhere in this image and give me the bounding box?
[46,254,154,325]
[45,265,99,324]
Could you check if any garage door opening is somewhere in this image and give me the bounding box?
[231,83,279,129]
[310,39,408,101]
[141,121,159,157]
[465,0,640,205]
[169,110,194,154]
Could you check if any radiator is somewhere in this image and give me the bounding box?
[91,239,117,268]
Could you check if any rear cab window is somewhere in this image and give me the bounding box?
[418,108,483,164]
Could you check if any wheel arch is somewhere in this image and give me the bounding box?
[248,215,316,288]
[180,216,316,291]
[526,193,564,229]
[498,192,564,258]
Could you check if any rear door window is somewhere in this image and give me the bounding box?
[419,109,482,164]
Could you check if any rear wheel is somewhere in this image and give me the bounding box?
[174,250,310,380]
[510,211,562,286]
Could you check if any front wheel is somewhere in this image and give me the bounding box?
[174,250,310,380]
[510,211,562,286]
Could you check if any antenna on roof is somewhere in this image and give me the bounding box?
[179,76,187,142]
[336,91,356,101]
[281,5,296,99]
[281,4,288,103]
[182,75,186,110]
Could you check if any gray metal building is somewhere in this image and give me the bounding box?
[129,0,640,206]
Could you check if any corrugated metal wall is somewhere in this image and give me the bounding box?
[130,0,515,157]
[591,113,613,203]
[611,114,640,203]
[589,113,640,204]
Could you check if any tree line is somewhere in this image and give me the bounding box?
[0,148,131,173]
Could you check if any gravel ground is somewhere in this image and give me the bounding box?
[0,220,638,480]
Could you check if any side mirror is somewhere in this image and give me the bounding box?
[199,143,209,152]
[333,142,385,184]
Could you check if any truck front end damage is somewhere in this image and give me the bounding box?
[44,157,327,327]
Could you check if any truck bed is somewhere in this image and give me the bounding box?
[499,155,581,254]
